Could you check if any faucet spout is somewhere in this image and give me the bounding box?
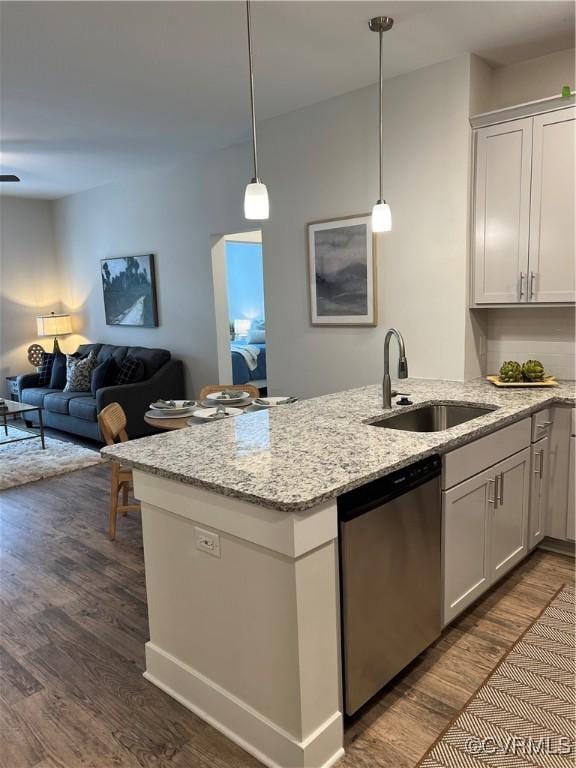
[383,327,408,409]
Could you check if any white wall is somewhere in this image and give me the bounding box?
[54,54,476,399]
[470,48,575,114]
[0,196,61,395]
[262,56,473,396]
[55,148,254,396]
[490,48,575,110]
[485,308,575,381]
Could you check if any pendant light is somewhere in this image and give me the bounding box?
[369,16,393,232]
[244,0,269,220]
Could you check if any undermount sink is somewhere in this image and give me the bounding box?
[371,403,497,432]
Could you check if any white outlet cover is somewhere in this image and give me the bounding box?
[194,526,221,558]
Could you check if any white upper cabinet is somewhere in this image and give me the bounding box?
[472,105,575,305]
[529,108,576,303]
[474,119,532,304]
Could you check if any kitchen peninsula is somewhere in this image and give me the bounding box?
[102,379,576,768]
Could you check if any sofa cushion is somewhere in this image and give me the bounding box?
[44,391,93,415]
[37,352,57,386]
[64,351,98,393]
[97,344,128,367]
[115,356,145,385]
[21,388,58,408]
[68,396,98,422]
[126,346,170,378]
[49,354,67,389]
[91,358,118,395]
[76,343,102,358]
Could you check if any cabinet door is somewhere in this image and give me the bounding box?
[473,119,532,304]
[443,466,493,625]
[567,437,575,542]
[490,448,530,580]
[528,107,576,303]
[529,437,550,550]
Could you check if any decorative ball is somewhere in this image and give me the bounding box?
[27,343,45,367]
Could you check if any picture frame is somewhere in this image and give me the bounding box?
[100,254,159,327]
[307,214,377,326]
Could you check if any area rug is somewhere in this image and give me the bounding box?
[419,585,575,767]
[0,426,101,490]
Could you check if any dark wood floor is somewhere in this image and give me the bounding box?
[1,463,574,768]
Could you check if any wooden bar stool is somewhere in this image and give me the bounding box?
[199,384,260,401]
[98,403,140,540]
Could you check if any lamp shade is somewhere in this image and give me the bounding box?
[36,313,72,338]
[372,201,392,233]
[244,180,269,220]
[234,318,251,337]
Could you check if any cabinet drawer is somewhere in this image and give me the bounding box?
[443,418,531,490]
[531,409,552,441]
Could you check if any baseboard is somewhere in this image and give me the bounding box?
[144,642,344,768]
[537,537,576,557]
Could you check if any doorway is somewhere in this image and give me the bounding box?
[211,230,267,392]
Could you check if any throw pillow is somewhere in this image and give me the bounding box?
[115,356,145,386]
[247,329,265,344]
[90,358,119,396]
[48,354,67,389]
[63,350,98,393]
[37,352,56,386]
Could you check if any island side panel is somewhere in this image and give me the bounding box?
[135,472,343,768]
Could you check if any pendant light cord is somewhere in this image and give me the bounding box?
[246,0,259,181]
[378,28,383,202]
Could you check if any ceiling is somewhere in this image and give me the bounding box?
[1,1,574,199]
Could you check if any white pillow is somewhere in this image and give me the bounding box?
[247,329,265,344]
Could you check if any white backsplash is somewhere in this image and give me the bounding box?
[485,307,576,381]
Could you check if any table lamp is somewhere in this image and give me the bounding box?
[36,312,72,354]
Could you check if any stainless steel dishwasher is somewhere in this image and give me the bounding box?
[338,455,442,715]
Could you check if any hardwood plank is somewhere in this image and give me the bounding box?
[0,644,43,705]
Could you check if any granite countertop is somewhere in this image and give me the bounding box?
[101,378,576,512]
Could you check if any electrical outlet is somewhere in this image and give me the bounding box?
[194,527,221,558]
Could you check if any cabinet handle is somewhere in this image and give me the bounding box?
[519,272,526,299]
[488,478,496,506]
[529,271,536,300]
[499,473,504,504]
[536,421,552,429]
[533,450,543,478]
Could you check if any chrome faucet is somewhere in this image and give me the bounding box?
[383,328,408,408]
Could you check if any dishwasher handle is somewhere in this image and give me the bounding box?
[338,455,441,522]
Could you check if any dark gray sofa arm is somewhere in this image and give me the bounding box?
[17,372,41,400]
[96,359,185,438]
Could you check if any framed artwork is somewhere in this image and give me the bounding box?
[307,214,377,326]
[101,254,159,327]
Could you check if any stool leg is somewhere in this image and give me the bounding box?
[109,463,119,540]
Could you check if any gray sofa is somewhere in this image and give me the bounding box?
[18,343,185,442]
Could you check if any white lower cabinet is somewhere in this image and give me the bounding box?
[529,436,550,550]
[443,444,530,626]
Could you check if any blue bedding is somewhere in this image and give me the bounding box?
[231,343,267,384]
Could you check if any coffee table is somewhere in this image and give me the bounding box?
[0,399,46,449]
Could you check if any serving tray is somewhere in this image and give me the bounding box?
[486,375,558,388]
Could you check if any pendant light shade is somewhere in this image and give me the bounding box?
[369,16,394,233]
[244,178,269,220]
[243,1,269,221]
[372,200,392,232]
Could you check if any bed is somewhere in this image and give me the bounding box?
[231,342,267,386]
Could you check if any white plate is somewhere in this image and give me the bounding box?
[149,399,196,415]
[206,391,250,404]
[145,409,194,420]
[191,407,244,421]
[253,396,296,408]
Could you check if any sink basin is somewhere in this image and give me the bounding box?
[371,403,496,432]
